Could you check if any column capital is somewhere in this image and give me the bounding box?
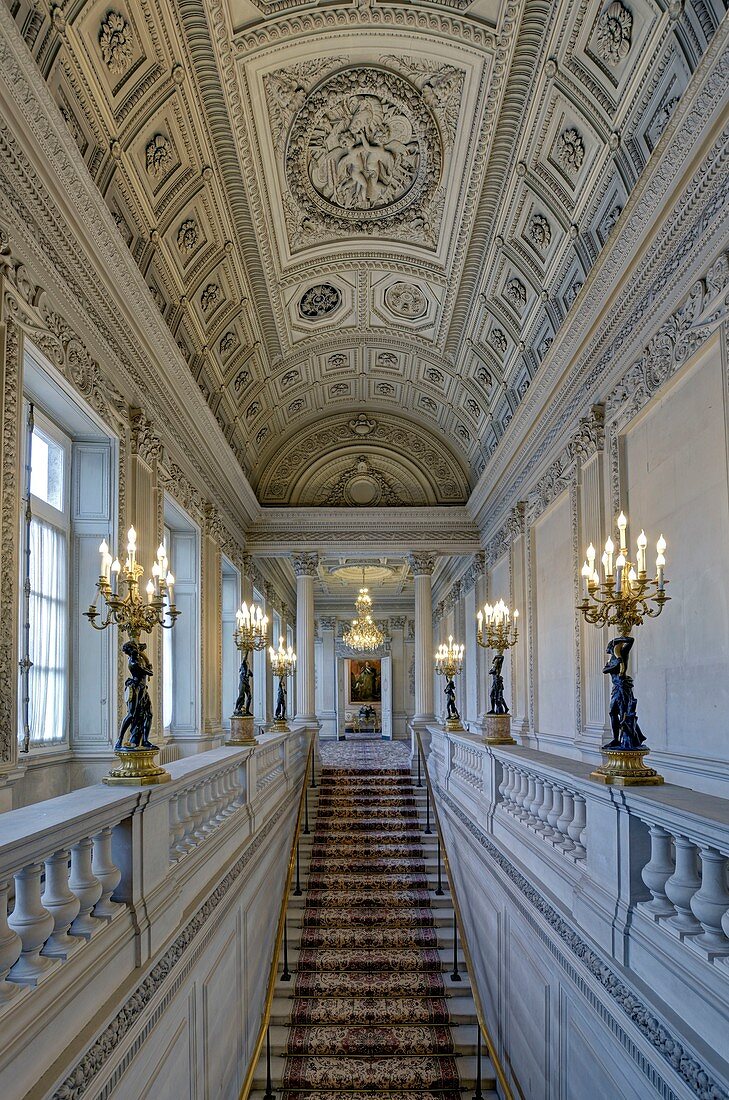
[293,552,319,577]
[240,552,253,578]
[407,552,436,577]
[319,616,337,631]
[390,616,406,630]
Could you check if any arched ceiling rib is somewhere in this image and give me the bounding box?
[4,0,724,501]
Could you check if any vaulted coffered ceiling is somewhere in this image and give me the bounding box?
[5,0,723,506]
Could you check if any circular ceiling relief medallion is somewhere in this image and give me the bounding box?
[299,283,341,319]
[384,281,428,319]
[286,67,442,229]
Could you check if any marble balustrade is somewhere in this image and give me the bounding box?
[423,725,729,1095]
[0,727,310,1098]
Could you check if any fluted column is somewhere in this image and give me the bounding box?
[408,553,436,726]
[293,553,318,721]
[263,582,275,724]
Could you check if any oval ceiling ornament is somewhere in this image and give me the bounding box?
[285,66,443,232]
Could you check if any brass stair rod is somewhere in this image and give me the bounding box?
[239,733,315,1100]
[415,729,513,1100]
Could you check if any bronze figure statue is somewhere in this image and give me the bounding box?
[275,677,287,722]
[445,678,460,722]
[116,639,155,751]
[234,652,253,717]
[603,635,646,750]
[488,653,509,715]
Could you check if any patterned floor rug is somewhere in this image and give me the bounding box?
[279,740,467,1096]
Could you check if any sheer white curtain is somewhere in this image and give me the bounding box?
[28,516,67,744]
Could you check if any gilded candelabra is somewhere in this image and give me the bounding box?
[435,636,465,731]
[476,599,519,744]
[227,601,268,746]
[85,528,179,785]
[579,512,669,786]
[269,639,296,732]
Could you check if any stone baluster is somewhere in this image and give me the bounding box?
[68,839,103,938]
[528,777,545,826]
[537,782,553,835]
[169,794,186,860]
[555,791,575,853]
[689,848,729,954]
[92,828,122,919]
[40,851,81,958]
[502,765,517,810]
[522,776,536,825]
[181,789,198,852]
[211,774,227,824]
[640,825,675,918]
[512,771,528,818]
[497,763,509,805]
[190,784,207,842]
[8,865,55,983]
[664,836,702,935]
[207,776,223,827]
[210,774,224,827]
[569,794,587,859]
[222,768,238,814]
[0,882,22,1003]
[507,766,520,811]
[547,786,562,839]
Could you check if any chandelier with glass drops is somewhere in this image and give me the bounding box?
[343,568,385,652]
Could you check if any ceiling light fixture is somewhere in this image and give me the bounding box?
[343,567,385,652]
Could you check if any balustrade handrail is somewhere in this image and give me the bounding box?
[437,725,729,843]
[414,728,513,1100]
[239,728,316,1100]
[0,733,300,880]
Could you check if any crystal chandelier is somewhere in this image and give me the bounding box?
[343,568,385,652]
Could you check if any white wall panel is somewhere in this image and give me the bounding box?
[622,341,729,768]
[533,493,576,741]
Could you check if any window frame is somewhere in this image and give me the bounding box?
[20,404,72,752]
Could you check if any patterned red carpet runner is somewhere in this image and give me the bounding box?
[278,746,464,1097]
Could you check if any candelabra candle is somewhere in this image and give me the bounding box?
[84,528,180,786]
[269,640,296,731]
[434,636,465,730]
[234,601,268,653]
[476,599,519,654]
[579,513,669,787]
[476,598,519,745]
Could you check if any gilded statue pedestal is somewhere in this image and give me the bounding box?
[445,717,464,732]
[270,718,289,733]
[482,714,516,746]
[226,714,256,745]
[590,747,664,786]
[103,748,170,786]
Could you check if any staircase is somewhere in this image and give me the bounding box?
[250,745,497,1098]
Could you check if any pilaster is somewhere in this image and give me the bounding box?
[293,552,317,722]
[408,552,436,727]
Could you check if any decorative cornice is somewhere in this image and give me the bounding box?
[526,404,605,524]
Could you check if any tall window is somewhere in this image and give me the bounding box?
[24,411,70,747]
[162,523,173,731]
[161,499,200,739]
[221,558,240,726]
